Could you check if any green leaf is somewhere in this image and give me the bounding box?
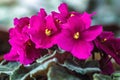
[93,73,112,80]
[0,73,9,80]
[0,60,20,75]
[112,72,120,80]
[63,60,100,75]
[36,50,56,63]
[30,58,57,78]
[47,64,80,80]
[10,58,57,80]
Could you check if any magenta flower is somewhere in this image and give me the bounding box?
[52,3,96,25]
[56,15,102,59]
[4,17,42,65]
[52,3,82,24]
[29,9,59,49]
[38,8,47,18]
[94,31,120,65]
[4,28,42,65]
[14,17,30,34]
[94,31,114,49]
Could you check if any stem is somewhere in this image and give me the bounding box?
[92,52,95,60]
[102,56,112,68]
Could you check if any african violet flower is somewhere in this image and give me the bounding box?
[52,3,95,25]
[29,9,59,49]
[94,31,114,48]
[14,17,30,34]
[94,31,120,65]
[52,3,82,24]
[4,18,42,65]
[56,14,102,59]
[4,31,42,65]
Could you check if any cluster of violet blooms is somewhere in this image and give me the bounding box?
[4,3,120,74]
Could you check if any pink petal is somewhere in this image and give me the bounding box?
[58,3,68,16]
[19,47,41,65]
[82,25,102,41]
[71,41,93,59]
[89,12,96,17]
[30,15,45,29]
[17,41,41,65]
[64,16,85,32]
[14,18,19,25]
[29,30,45,48]
[38,8,47,18]
[80,12,92,29]
[30,29,55,49]
[46,15,57,32]
[4,48,19,61]
[56,29,75,51]
[99,31,114,39]
[19,50,32,65]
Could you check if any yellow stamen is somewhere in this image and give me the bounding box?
[56,19,61,24]
[45,29,51,36]
[73,32,80,39]
[102,38,107,42]
[70,14,75,17]
[27,41,32,46]
[28,24,30,29]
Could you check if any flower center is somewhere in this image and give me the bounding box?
[70,14,75,17]
[73,32,80,39]
[102,38,107,42]
[45,29,51,36]
[116,49,120,56]
[56,19,61,24]
[28,24,30,29]
[26,40,32,47]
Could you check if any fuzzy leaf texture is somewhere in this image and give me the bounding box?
[63,60,100,75]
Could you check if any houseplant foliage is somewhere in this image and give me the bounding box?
[0,3,120,80]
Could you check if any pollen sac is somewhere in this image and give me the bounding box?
[45,29,51,36]
[26,40,32,47]
[28,24,30,29]
[70,14,75,17]
[73,32,80,39]
[101,38,107,42]
[56,19,62,24]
